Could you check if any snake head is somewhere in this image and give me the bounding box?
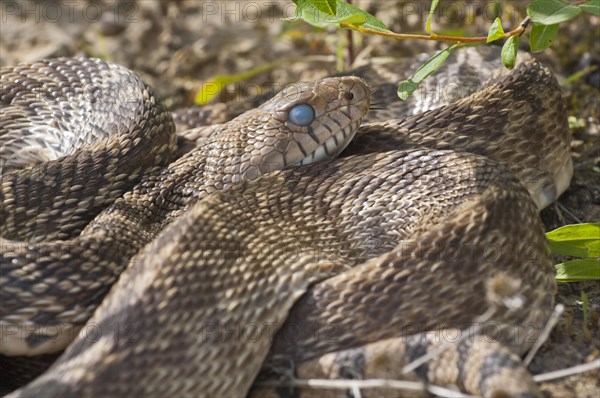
[206,76,370,184]
[232,76,370,180]
[265,76,370,167]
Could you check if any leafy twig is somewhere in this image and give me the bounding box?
[340,16,530,44]
[290,0,598,98]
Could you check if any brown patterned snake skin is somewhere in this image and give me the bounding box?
[0,47,572,397]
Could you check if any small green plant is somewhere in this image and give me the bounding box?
[288,0,599,99]
[547,223,600,282]
[195,0,598,104]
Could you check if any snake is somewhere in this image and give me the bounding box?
[0,46,572,397]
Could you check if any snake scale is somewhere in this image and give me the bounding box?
[0,47,572,397]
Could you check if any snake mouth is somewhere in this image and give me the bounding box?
[295,120,360,166]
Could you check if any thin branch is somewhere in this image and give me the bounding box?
[533,358,600,382]
[428,385,477,398]
[257,378,476,398]
[345,0,355,70]
[556,202,583,224]
[257,378,425,392]
[524,304,565,366]
[341,14,531,44]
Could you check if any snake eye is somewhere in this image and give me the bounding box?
[288,103,315,126]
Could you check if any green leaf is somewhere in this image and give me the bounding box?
[338,13,366,25]
[555,258,600,282]
[527,0,582,25]
[529,23,559,52]
[331,0,388,32]
[308,0,337,15]
[501,35,519,69]
[582,290,589,325]
[562,65,599,86]
[487,18,505,43]
[290,0,389,32]
[397,43,462,101]
[426,0,440,34]
[547,223,600,258]
[195,77,227,105]
[579,0,600,16]
[194,61,282,105]
[286,0,333,27]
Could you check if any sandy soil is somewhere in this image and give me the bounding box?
[1,0,598,396]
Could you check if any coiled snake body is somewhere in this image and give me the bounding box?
[1,47,572,397]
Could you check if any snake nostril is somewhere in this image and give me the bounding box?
[344,91,354,100]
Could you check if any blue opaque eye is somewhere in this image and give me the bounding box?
[288,104,315,126]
